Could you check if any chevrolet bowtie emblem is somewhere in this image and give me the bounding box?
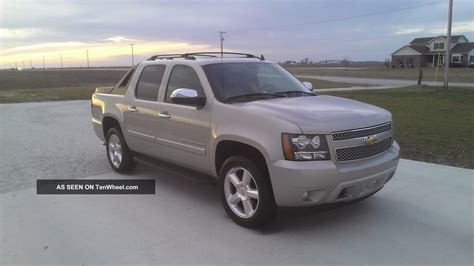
[364,135,378,145]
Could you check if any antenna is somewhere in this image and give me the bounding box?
[219,31,226,58]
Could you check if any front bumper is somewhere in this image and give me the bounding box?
[268,141,400,206]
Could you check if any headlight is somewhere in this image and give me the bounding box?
[282,133,330,161]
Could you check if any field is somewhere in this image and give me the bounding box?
[0,69,126,90]
[321,87,474,169]
[286,67,474,83]
[0,69,360,103]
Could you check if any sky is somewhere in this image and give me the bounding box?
[0,0,473,68]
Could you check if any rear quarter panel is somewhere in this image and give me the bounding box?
[91,92,127,141]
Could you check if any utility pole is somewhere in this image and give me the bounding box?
[86,50,90,68]
[60,54,63,68]
[22,61,25,69]
[219,31,226,57]
[129,44,135,66]
[15,62,18,69]
[29,59,32,69]
[444,0,453,89]
[42,56,46,69]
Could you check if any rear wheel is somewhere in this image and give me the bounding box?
[219,156,277,227]
[106,128,136,172]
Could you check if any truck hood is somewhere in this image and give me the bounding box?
[239,95,392,134]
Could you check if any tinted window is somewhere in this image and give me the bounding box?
[203,63,308,102]
[165,65,204,103]
[136,65,166,101]
[112,68,135,95]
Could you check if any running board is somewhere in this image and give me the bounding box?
[132,152,217,185]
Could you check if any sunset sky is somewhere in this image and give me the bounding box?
[1,0,473,68]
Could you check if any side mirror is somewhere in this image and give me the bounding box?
[170,88,206,108]
[302,81,313,91]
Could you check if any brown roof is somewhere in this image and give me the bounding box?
[410,37,434,44]
[451,42,474,53]
[409,35,466,44]
[408,45,430,53]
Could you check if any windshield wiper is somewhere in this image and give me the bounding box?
[225,93,285,103]
[275,90,316,96]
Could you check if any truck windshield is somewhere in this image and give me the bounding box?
[202,62,310,103]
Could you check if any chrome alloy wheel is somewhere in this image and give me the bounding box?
[108,134,122,168]
[224,167,260,218]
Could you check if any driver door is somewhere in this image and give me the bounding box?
[154,64,211,174]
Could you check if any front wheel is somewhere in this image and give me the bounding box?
[219,156,277,228]
[105,128,136,173]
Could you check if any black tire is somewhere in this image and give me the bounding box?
[105,127,136,173]
[219,156,277,228]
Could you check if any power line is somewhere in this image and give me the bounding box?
[234,1,444,33]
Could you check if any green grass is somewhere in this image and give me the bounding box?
[287,67,474,83]
[0,69,127,91]
[0,69,127,103]
[0,87,96,103]
[321,87,474,169]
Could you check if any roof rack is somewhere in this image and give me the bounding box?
[147,52,265,61]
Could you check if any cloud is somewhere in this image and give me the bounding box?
[0,28,48,39]
[393,21,474,36]
[446,21,474,34]
[1,0,474,62]
[0,38,216,67]
[105,36,137,43]
[393,27,426,35]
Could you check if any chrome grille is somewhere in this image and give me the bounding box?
[332,123,391,141]
[336,137,392,161]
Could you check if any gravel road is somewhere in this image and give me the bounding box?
[0,100,110,193]
[0,100,472,264]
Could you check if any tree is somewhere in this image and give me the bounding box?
[384,58,391,69]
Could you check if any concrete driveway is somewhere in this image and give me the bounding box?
[1,100,473,264]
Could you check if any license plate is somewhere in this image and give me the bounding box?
[359,180,378,196]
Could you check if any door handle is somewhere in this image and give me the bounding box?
[128,106,139,112]
[158,111,171,118]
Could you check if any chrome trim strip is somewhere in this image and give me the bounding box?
[155,136,206,156]
[331,122,392,142]
[331,130,392,149]
[127,130,155,142]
